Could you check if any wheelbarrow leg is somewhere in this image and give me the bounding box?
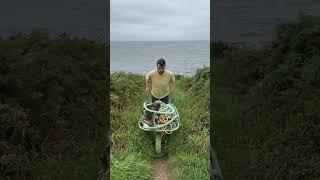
[155,133,161,155]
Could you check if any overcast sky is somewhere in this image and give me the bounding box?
[111,0,209,41]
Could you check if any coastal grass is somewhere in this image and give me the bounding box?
[167,73,210,180]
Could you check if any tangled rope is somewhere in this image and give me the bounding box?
[138,101,180,134]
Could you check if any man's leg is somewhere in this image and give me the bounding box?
[160,95,169,104]
[151,94,158,103]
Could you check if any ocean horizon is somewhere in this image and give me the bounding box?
[110,40,210,76]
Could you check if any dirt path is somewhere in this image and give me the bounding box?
[151,89,187,180]
[151,157,169,180]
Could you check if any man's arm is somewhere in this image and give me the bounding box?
[145,79,150,94]
[145,72,151,95]
[171,80,175,96]
[171,73,175,96]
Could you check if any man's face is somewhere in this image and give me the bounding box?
[157,64,165,74]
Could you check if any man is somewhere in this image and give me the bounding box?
[145,58,175,104]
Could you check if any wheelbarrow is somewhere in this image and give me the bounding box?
[138,93,180,157]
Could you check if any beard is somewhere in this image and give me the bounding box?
[158,70,164,74]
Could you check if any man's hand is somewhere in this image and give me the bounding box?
[171,91,174,97]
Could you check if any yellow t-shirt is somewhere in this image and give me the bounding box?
[146,69,175,99]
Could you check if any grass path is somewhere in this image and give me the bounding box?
[151,86,209,179]
[111,81,209,179]
[150,88,188,180]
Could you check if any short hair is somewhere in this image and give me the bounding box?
[157,58,166,66]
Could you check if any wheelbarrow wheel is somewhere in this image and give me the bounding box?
[155,133,161,155]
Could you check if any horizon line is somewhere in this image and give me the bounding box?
[110,39,210,42]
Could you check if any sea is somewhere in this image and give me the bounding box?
[110,41,210,76]
[214,0,320,45]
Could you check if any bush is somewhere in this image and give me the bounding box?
[214,15,320,179]
[0,32,107,179]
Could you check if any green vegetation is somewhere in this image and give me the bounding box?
[168,67,210,180]
[213,15,320,179]
[0,32,107,179]
[110,68,210,179]
[110,72,153,180]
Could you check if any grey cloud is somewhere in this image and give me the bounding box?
[111,0,209,41]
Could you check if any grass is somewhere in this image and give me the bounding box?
[110,72,153,179]
[167,88,210,180]
[111,153,152,180]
